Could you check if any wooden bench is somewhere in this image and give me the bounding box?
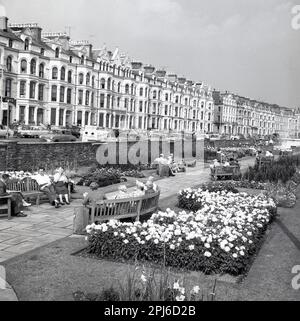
[256,156,274,168]
[6,177,72,206]
[0,195,12,220]
[211,165,241,181]
[7,178,44,205]
[87,190,161,223]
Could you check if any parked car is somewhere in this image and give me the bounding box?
[0,125,14,138]
[39,130,77,142]
[17,126,50,138]
[68,126,81,139]
[209,134,222,141]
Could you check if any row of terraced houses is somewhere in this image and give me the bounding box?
[0,13,299,138]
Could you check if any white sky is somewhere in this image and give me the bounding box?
[1,0,300,108]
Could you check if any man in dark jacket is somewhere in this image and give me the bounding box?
[0,174,27,217]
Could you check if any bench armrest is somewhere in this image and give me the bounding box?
[0,195,12,199]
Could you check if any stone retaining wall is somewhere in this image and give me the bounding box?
[0,141,99,171]
[0,139,202,172]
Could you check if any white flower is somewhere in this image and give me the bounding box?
[204,251,212,258]
[123,240,129,244]
[192,286,200,294]
[176,295,185,302]
[233,253,238,259]
[189,245,195,251]
[173,281,180,290]
[170,244,176,250]
[141,275,147,283]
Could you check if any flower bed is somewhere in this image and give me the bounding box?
[230,180,267,190]
[86,190,277,276]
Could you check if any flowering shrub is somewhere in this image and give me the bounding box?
[243,155,300,183]
[77,167,122,188]
[86,190,277,276]
[77,165,145,188]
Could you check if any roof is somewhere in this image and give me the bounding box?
[31,38,52,50]
[0,29,23,42]
[62,49,80,58]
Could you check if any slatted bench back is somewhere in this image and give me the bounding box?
[7,178,40,192]
[89,191,160,223]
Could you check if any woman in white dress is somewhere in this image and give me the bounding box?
[53,167,70,205]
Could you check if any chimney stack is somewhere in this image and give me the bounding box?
[0,17,8,31]
[0,5,8,31]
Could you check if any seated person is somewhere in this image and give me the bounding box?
[131,180,146,197]
[53,167,70,205]
[223,160,230,167]
[178,159,187,172]
[82,191,107,206]
[229,158,239,166]
[0,174,27,217]
[145,181,156,195]
[146,176,158,192]
[115,185,129,200]
[154,154,168,166]
[33,168,60,208]
[210,159,221,169]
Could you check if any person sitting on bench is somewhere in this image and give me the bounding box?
[33,168,60,208]
[0,174,27,217]
[53,167,70,205]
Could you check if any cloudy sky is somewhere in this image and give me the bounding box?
[2,0,300,108]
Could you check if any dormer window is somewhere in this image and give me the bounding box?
[41,48,45,56]
[8,39,13,48]
[80,55,84,65]
[55,48,60,58]
[24,38,30,51]
[69,56,73,63]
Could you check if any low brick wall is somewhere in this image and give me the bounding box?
[0,141,99,172]
[0,139,203,172]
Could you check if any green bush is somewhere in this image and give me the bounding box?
[243,155,300,183]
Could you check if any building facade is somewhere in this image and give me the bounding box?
[0,13,214,135]
[212,91,300,139]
